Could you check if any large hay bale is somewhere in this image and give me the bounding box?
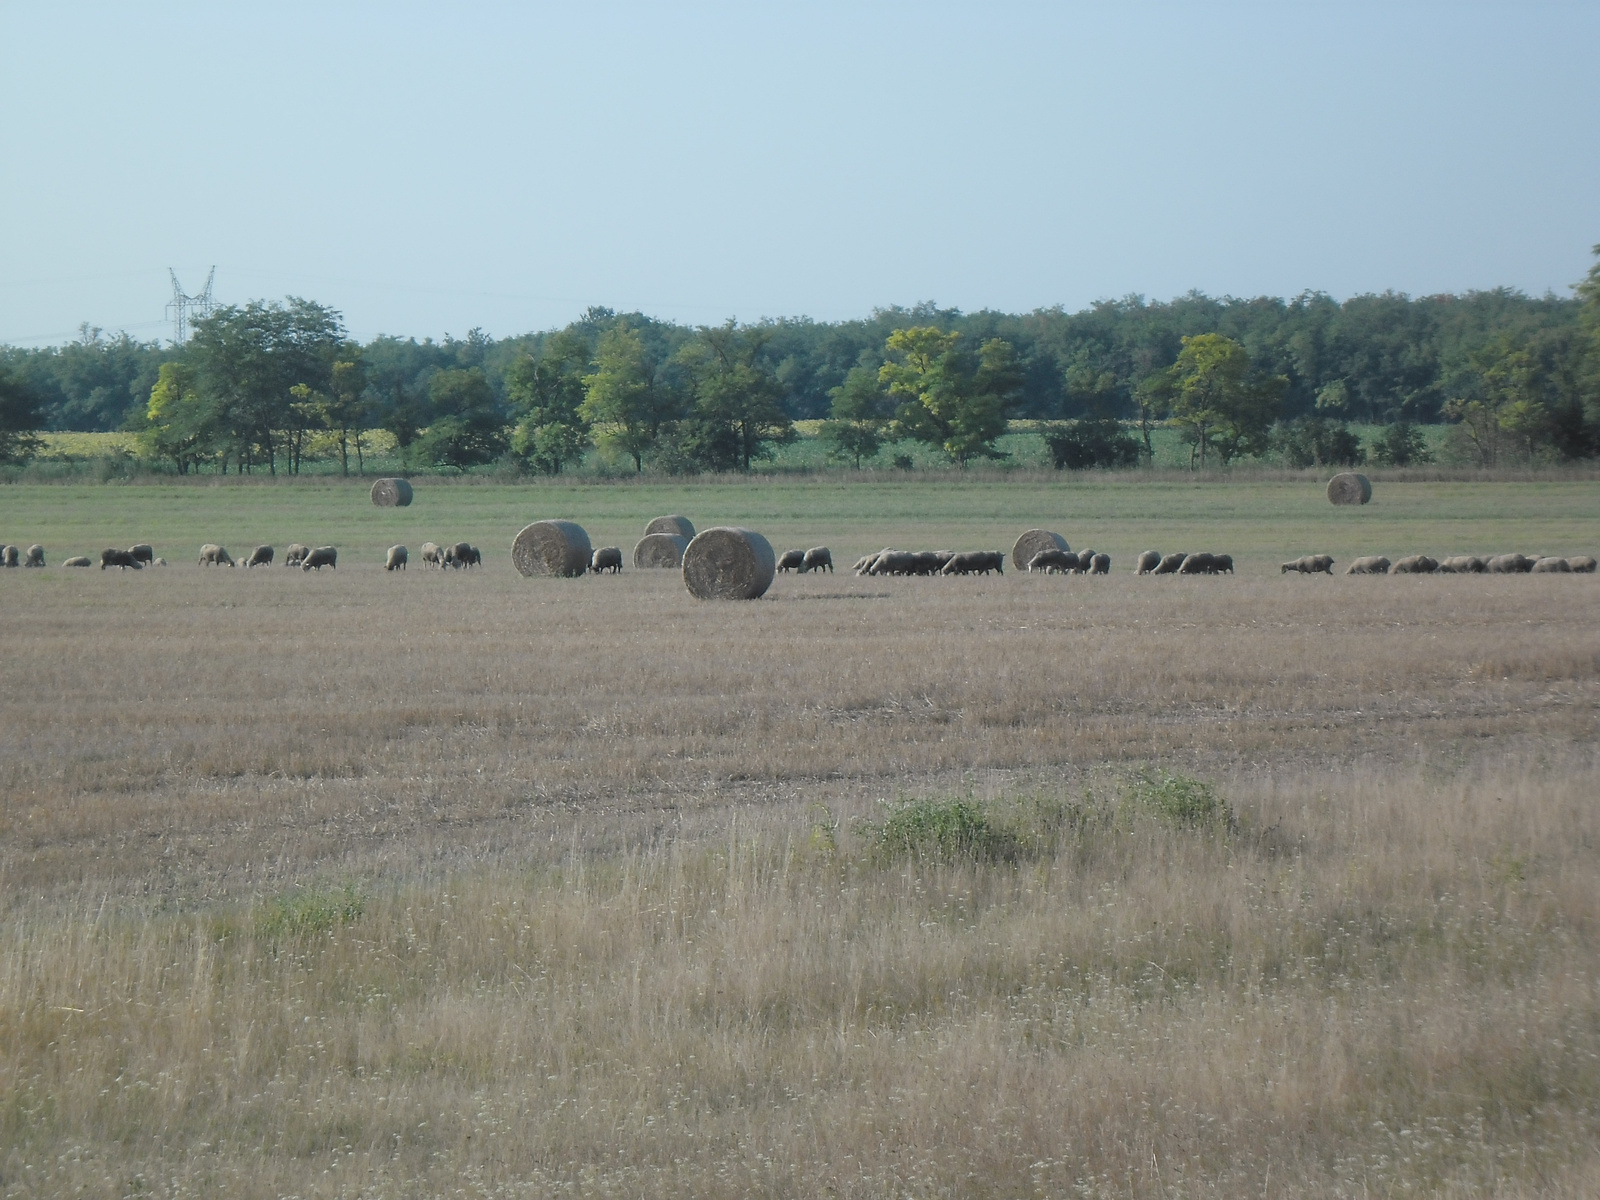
[1011,529,1070,572]
[370,477,414,507]
[1327,472,1372,506]
[645,514,695,539]
[512,520,592,577]
[682,527,776,600]
[634,532,690,568]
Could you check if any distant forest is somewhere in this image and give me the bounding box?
[3,251,1598,473]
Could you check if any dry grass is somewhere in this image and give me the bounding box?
[2,498,1599,1196]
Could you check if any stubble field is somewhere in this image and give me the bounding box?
[2,475,1599,1198]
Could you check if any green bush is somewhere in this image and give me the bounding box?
[254,883,365,940]
[860,796,1022,864]
[1123,769,1233,830]
[1041,418,1141,469]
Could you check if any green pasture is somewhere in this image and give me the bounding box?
[31,422,1455,477]
[2,476,1595,574]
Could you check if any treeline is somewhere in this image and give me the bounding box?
[2,249,1597,472]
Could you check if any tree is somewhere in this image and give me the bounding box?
[820,364,890,468]
[137,361,224,473]
[878,327,1020,465]
[581,325,679,472]
[320,354,370,476]
[186,298,345,474]
[0,364,43,464]
[411,368,507,470]
[507,330,591,474]
[675,321,793,472]
[1369,421,1432,466]
[1157,334,1286,467]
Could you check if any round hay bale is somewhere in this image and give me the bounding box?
[634,532,690,568]
[1011,529,1070,572]
[370,477,414,507]
[682,527,776,600]
[645,514,695,539]
[1326,472,1372,506]
[511,520,592,578]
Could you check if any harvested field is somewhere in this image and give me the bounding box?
[1,477,1598,1197]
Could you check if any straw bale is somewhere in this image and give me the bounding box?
[512,520,591,577]
[370,477,414,507]
[1327,472,1372,505]
[633,533,689,568]
[682,527,776,600]
[645,514,695,539]
[1011,529,1070,571]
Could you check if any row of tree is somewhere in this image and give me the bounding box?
[3,249,1598,470]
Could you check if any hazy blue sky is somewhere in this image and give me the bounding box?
[2,1,1596,346]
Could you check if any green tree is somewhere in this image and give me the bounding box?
[0,363,43,464]
[879,327,1020,465]
[1369,421,1432,466]
[675,321,793,472]
[507,330,591,474]
[581,325,678,472]
[138,361,224,472]
[186,298,345,474]
[320,354,370,476]
[411,367,508,470]
[1157,334,1286,467]
[820,364,890,467]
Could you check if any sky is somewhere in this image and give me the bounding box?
[1,1,1597,346]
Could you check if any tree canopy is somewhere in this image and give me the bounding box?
[4,248,1599,471]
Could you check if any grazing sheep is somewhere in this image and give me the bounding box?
[1,544,16,567]
[851,553,877,574]
[868,550,917,576]
[198,544,235,567]
[1178,552,1215,575]
[244,545,274,568]
[283,544,309,567]
[464,545,482,567]
[386,545,408,571]
[590,546,623,574]
[906,551,943,576]
[941,551,1003,576]
[1153,552,1187,575]
[1281,555,1333,574]
[776,549,807,572]
[1531,556,1571,573]
[452,541,479,568]
[24,544,45,567]
[100,548,141,570]
[1027,548,1077,573]
[1486,553,1532,574]
[1392,555,1439,574]
[801,546,833,574]
[1090,552,1111,574]
[62,555,92,567]
[1208,553,1231,574]
[1437,555,1485,574]
[301,546,337,571]
[1345,556,1390,575]
[1134,549,1162,575]
[419,542,444,568]
[129,544,154,565]
[1569,555,1597,573]
[153,558,167,566]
